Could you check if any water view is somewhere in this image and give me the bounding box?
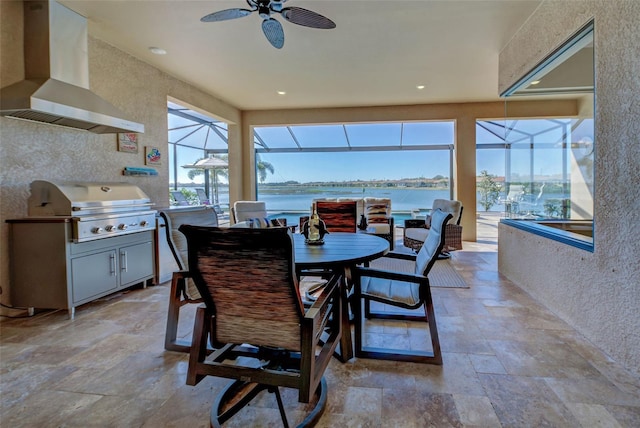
[176,183,567,223]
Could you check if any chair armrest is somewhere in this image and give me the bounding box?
[303,274,341,343]
[172,270,191,280]
[299,216,309,232]
[404,219,426,229]
[171,270,202,302]
[305,274,340,318]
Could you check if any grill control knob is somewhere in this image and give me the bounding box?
[118,224,128,231]
[140,220,148,227]
[105,225,116,232]
[92,227,104,234]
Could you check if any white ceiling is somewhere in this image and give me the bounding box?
[60,0,541,111]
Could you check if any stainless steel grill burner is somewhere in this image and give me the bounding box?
[28,180,157,242]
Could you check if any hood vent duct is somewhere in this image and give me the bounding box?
[0,0,144,134]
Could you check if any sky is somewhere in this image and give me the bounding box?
[169,112,592,185]
[172,144,506,185]
[259,149,506,183]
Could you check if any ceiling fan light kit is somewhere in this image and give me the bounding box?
[201,0,336,49]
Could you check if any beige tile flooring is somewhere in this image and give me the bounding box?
[1,214,639,427]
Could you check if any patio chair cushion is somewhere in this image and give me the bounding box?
[233,201,267,223]
[360,275,421,307]
[432,199,462,225]
[405,226,429,243]
[366,223,389,234]
[365,202,389,223]
[364,198,392,234]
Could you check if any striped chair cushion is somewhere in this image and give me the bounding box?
[364,198,391,223]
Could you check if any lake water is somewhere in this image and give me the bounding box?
[187,184,568,224]
[214,186,507,215]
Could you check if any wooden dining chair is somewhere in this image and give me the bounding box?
[352,209,452,364]
[179,225,342,426]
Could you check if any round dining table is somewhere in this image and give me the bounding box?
[293,232,390,362]
[293,232,389,270]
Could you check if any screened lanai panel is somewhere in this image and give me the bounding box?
[202,126,228,151]
[402,122,454,146]
[168,101,229,150]
[169,124,202,143]
[168,124,229,150]
[533,125,567,149]
[505,119,569,144]
[168,113,196,130]
[254,126,296,149]
[477,121,507,145]
[289,125,347,149]
[345,123,402,147]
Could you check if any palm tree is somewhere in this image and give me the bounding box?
[187,153,273,194]
[184,155,228,204]
[256,154,274,183]
[186,154,229,181]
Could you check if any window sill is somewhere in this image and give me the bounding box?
[500,219,593,252]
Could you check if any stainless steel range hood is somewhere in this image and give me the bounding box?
[0,1,144,134]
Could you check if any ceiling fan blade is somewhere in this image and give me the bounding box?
[201,8,253,23]
[262,18,284,49]
[281,7,336,29]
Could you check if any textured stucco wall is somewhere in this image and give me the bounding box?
[498,0,640,376]
[0,2,240,306]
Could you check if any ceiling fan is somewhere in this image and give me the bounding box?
[200,0,336,49]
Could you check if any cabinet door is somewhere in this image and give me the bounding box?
[71,250,118,304]
[119,241,154,286]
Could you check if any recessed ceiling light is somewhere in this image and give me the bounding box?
[530,80,541,85]
[149,47,167,55]
[416,85,425,90]
[277,91,286,95]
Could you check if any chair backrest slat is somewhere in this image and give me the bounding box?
[316,200,358,233]
[180,226,304,351]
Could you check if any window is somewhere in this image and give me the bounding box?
[167,100,229,207]
[252,122,455,220]
[501,22,594,251]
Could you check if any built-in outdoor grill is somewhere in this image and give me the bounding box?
[27,180,157,242]
[8,181,157,319]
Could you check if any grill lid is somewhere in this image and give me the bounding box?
[28,180,153,217]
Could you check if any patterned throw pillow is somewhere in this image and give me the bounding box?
[365,203,389,224]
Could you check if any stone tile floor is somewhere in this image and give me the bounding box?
[1,214,639,427]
